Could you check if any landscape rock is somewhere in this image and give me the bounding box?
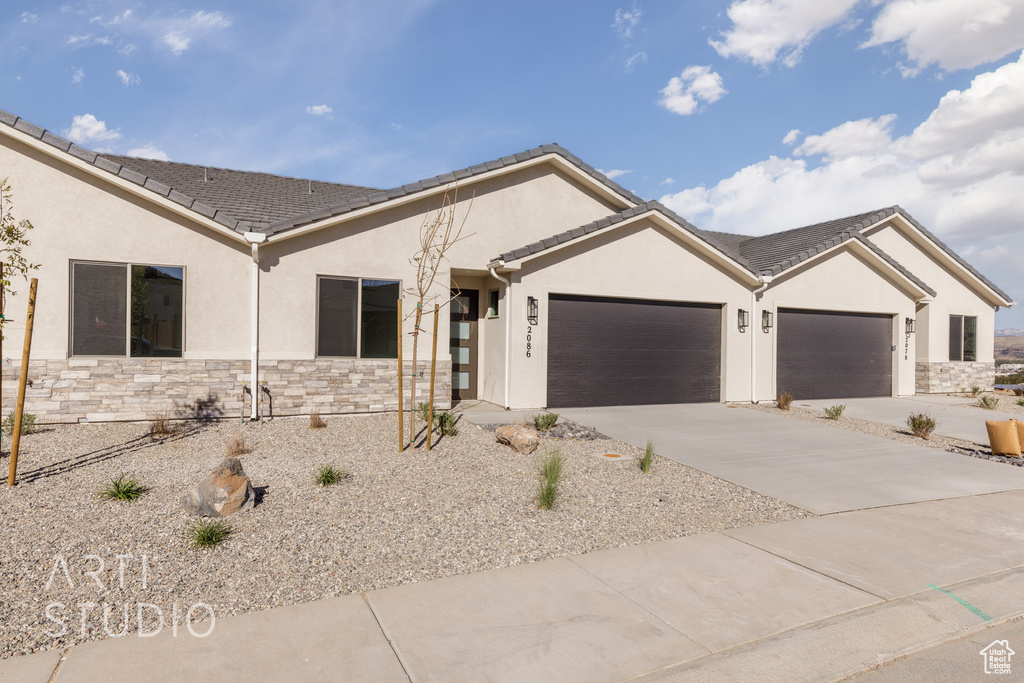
[495,425,541,454]
[183,456,255,517]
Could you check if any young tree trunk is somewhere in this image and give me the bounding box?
[408,304,423,445]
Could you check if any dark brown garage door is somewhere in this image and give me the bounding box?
[546,294,721,408]
[777,309,892,400]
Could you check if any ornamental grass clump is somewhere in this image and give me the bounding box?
[149,413,173,436]
[824,404,846,420]
[977,396,1000,410]
[906,413,937,440]
[226,435,249,456]
[97,475,148,502]
[777,391,793,411]
[314,464,349,486]
[309,411,326,429]
[536,449,564,510]
[187,518,231,549]
[638,438,655,474]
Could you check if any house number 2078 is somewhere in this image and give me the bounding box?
[526,326,532,358]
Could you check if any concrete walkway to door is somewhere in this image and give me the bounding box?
[557,404,1024,514]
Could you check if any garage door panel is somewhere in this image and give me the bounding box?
[547,295,721,408]
[777,309,892,400]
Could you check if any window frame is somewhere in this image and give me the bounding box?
[315,274,402,359]
[486,289,500,319]
[69,259,187,359]
[949,314,978,362]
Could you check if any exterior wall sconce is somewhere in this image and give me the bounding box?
[527,296,539,325]
[762,310,774,329]
[738,309,749,331]
[905,317,916,334]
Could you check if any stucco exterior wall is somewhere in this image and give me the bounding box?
[504,219,754,408]
[756,248,919,400]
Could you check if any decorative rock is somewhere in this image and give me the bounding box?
[495,425,541,455]
[184,457,255,517]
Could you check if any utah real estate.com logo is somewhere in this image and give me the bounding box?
[980,640,1014,675]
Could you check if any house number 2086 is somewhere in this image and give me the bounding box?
[526,326,532,358]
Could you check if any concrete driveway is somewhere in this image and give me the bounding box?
[557,403,1024,514]
[797,395,1020,444]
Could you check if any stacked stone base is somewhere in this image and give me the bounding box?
[0,358,452,424]
[915,361,995,394]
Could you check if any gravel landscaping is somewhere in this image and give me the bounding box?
[0,413,807,659]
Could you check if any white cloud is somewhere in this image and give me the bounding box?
[612,3,643,40]
[190,10,232,31]
[116,70,140,86]
[782,129,801,145]
[71,68,85,84]
[126,145,169,161]
[163,31,191,55]
[795,114,897,160]
[597,168,632,179]
[625,51,647,71]
[863,0,1024,74]
[660,52,1024,314]
[306,105,333,116]
[661,177,675,186]
[65,114,121,144]
[20,12,38,23]
[119,43,137,56]
[658,66,726,116]
[710,0,861,67]
[67,34,114,48]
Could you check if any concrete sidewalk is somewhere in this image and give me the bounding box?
[557,404,1024,514]
[798,396,1021,444]
[4,490,1024,683]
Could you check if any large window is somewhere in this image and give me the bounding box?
[949,315,977,361]
[71,261,184,357]
[317,276,400,358]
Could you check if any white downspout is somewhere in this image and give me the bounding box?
[750,275,773,404]
[244,232,267,419]
[489,264,512,410]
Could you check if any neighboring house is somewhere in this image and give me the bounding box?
[0,108,1014,422]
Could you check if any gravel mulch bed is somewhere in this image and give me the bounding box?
[743,402,1024,467]
[0,413,807,659]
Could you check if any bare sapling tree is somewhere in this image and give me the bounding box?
[404,180,474,446]
[0,178,40,443]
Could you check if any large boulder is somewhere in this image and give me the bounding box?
[495,425,541,455]
[184,457,255,517]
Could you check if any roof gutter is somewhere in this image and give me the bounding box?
[489,263,513,410]
[751,275,773,404]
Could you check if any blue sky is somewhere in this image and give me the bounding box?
[3,0,1023,327]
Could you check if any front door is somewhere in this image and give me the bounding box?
[450,289,478,402]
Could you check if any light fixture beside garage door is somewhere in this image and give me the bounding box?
[737,309,749,331]
[905,317,916,334]
[527,296,539,325]
[762,310,774,330]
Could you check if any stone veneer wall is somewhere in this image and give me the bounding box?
[915,361,995,394]
[0,358,452,424]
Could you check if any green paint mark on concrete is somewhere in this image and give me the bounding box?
[928,584,992,622]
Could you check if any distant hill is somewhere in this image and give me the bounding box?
[996,328,1024,337]
[996,336,1024,361]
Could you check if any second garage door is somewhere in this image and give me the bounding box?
[546,294,721,408]
[777,308,892,400]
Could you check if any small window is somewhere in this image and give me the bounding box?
[487,289,499,318]
[317,276,400,358]
[71,261,183,357]
[949,315,977,361]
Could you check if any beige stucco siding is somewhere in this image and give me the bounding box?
[757,248,919,399]
[0,135,251,361]
[864,222,995,363]
[504,219,754,408]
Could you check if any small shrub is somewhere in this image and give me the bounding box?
[977,396,1000,410]
[97,475,148,501]
[777,391,793,411]
[309,411,326,429]
[532,413,559,431]
[1017,399,1024,407]
[435,411,458,436]
[1014,388,1024,397]
[906,413,937,440]
[2,411,36,436]
[187,518,231,548]
[150,413,173,436]
[536,450,564,510]
[638,438,655,474]
[971,386,983,396]
[416,402,433,424]
[824,404,846,420]
[314,464,348,486]
[226,435,249,456]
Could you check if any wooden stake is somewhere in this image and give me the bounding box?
[396,298,404,453]
[427,304,439,451]
[8,277,37,486]
[0,263,4,454]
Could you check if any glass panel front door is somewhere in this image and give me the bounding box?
[450,290,478,402]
